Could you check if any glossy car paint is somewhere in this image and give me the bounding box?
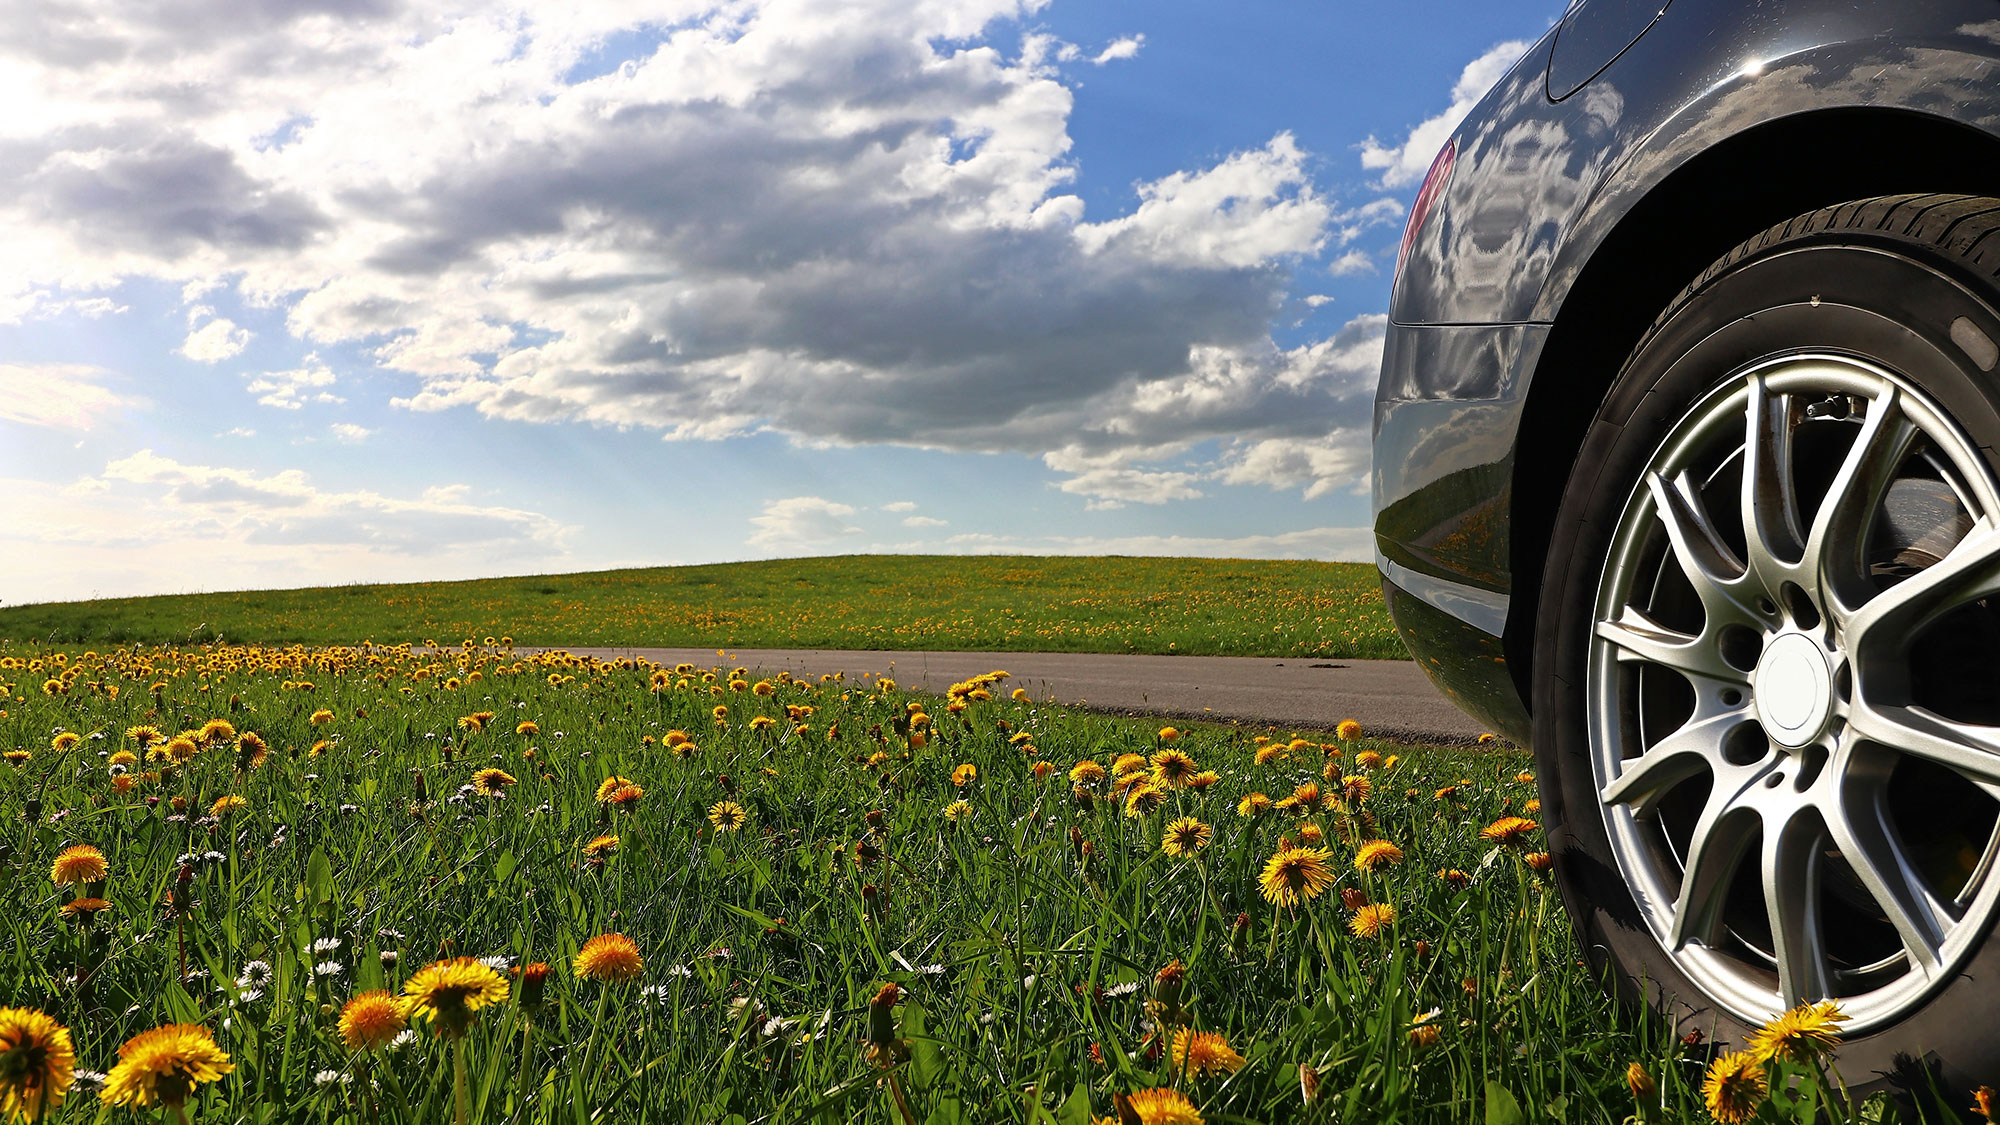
[1373,0,2000,743]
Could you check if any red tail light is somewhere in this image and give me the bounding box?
[1396,139,1456,279]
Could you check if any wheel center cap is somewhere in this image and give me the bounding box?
[1753,633,1832,748]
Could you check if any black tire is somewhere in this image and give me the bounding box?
[1535,194,2000,1110]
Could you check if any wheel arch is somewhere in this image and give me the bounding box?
[1504,106,2000,709]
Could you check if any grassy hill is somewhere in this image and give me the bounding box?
[0,554,1403,658]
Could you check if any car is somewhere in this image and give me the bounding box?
[1373,0,2000,1097]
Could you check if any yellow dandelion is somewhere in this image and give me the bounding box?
[1253,745,1284,766]
[1702,1051,1768,1125]
[400,957,510,1039]
[197,719,235,746]
[101,1023,234,1109]
[50,732,81,752]
[1112,752,1149,779]
[49,845,107,886]
[707,800,747,832]
[1069,761,1107,785]
[1123,783,1167,818]
[1480,816,1539,848]
[125,725,163,747]
[1349,903,1397,938]
[516,720,538,736]
[1745,1001,1848,1065]
[581,834,620,857]
[1111,1087,1204,1125]
[209,794,247,818]
[1158,726,1182,743]
[1259,846,1337,908]
[59,898,110,922]
[470,768,516,796]
[943,799,974,822]
[574,933,644,982]
[1354,839,1404,872]
[1299,823,1325,845]
[951,763,978,788]
[309,709,334,725]
[1237,792,1271,817]
[1355,750,1383,769]
[1169,1028,1244,1077]
[1335,719,1361,740]
[1161,817,1211,857]
[338,991,406,1052]
[1339,775,1371,805]
[0,1006,75,1122]
[1150,749,1198,789]
[594,776,635,804]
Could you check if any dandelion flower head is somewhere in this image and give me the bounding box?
[0,1006,75,1122]
[100,1023,233,1109]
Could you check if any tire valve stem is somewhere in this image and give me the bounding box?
[1805,396,1850,420]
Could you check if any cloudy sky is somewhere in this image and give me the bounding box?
[1,0,1557,605]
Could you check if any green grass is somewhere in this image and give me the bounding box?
[0,642,1917,1122]
[0,555,1404,659]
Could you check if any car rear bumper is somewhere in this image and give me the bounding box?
[1373,321,1549,744]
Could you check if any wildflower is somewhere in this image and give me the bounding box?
[1349,903,1396,938]
[607,783,643,808]
[516,720,538,736]
[470,768,516,796]
[1150,749,1198,789]
[1974,1086,1998,1122]
[50,732,81,752]
[594,776,635,803]
[309,709,334,725]
[1354,839,1403,872]
[1524,851,1553,872]
[125,725,163,748]
[1339,775,1371,805]
[1524,798,1542,815]
[1701,1052,1768,1125]
[101,1023,233,1109]
[1187,770,1219,789]
[1355,750,1383,769]
[1298,823,1325,845]
[1254,745,1283,766]
[1169,1028,1244,1077]
[1238,793,1270,817]
[1626,1062,1655,1101]
[952,764,978,788]
[1161,817,1211,857]
[238,961,274,988]
[1439,868,1472,888]
[49,845,107,886]
[574,933,644,982]
[1069,761,1107,785]
[1745,1000,1848,1065]
[862,982,909,1067]
[1103,1088,1203,1125]
[400,958,510,1039]
[1112,753,1149,779]
[1123,783,1167,818]
[338,991,406,1051]
[0,1007,75,1122]
[1407,1010,1441,1049]
[1335,719,1362,740]
[1259,846,1337,908]
[518,963,551,1014]
[1433,786,1458,800]
[1292,781,1323,809]
[59,898,110,923]
[1480,817,1539,848]
[209,794,247,818]
[707,800,747,832]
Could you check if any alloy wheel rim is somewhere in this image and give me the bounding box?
[1588,352,2000,1033]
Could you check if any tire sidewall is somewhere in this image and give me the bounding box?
[1535,237,2000,1099]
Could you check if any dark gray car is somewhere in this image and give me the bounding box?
[1374,0,2000,1094]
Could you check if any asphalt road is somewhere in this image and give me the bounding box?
[536,646,1494,744]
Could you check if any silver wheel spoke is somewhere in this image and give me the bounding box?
[1764,811,1831,1005]
[1741,374,1806,589]
[1804,387,1918,623]
[1849,701,2000,791]
[1824,781,1950,976]
[1601,709,1745,813]
[1646,471,1756,624]
[1845,519,2000,654]
[1596,610,1743,683]
[1669,795,1762,949]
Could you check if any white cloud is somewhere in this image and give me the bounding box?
[330,422,372,443]
[1360,40,1533,188]
[1092,35,1145,64]
[0,451,570,603]
[880,501,918,513]
[903,515,948,527]
[222,427,256,437]
[244,355,340,410]
[939,525,1374,561]
[1326,249,1374,276]
[178,314,251,363]
[746,496,861,551]
[0,364,135,429]
[0,0,1386,504]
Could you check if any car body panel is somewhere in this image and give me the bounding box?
[1376,0,2000,742]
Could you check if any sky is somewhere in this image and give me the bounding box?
[0,0,1562,606]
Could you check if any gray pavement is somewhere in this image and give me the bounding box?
[532,646,1493,744]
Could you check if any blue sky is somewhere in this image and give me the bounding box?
[0,0,1559,605]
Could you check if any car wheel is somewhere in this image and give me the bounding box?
[1536,194,2000,1096]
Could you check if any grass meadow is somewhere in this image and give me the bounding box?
[0,556,1403,660]
[0,642,1928,1123]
